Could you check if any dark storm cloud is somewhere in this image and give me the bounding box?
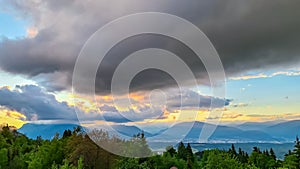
[0,85,78,120]
[0,85,107,122]
[0,0,300,93]
[166,89,231,111]
[0,85,165,123]
[95,34,209,94]
[100,105,165,123]
[102,111,133,123]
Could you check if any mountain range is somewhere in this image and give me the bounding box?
[18,123,79,140]
[18,120,300,142]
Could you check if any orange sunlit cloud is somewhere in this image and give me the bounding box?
[58,91,147,115]
[230,73,268,80]
[0,108,26,128]
[58,92,99,113]
[0,86,11,90]
[129,92,145,101]
[26,27,38,38]
[37,88,300,126]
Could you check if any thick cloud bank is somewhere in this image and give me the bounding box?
[0,0,299,93]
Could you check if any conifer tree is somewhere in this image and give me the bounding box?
[270,148,276,160]
[229,144,237,156]
[186,143,194,162]
[293,136,300,168]
[177,142,187,160]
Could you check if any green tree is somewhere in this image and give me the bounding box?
[237,147,248,163]
[77,156,83,169]
[249,147,277,169]
[294,136,300,168]
[165,145,177,157]
[202,149,244,169]
[229,144,237,157]
[270,148,276,160]
[186,143,194,162]
[0,148,8,168]
[177,142,187,160]
[283,153,298,169]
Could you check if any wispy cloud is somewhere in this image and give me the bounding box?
[230,70,300,81]
[230,73,268,80]
[271,71,300,77]
[230,103,249,108]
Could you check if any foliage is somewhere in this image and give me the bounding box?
[0,124,120,169]
[200,149,244,169]
[2,124,300,169]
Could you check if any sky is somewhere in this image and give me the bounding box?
[0,0,299,131]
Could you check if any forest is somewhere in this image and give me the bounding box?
[1,124,300,169]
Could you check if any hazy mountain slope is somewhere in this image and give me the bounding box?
[18,123,80,140]
[18,120,300,142]
[264,120,300,141]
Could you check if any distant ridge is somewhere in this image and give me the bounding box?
[18,123,152,140]
[18,120,300,142]
[162,121,278,143]
[236,120,300,142]
[18,123,80,140]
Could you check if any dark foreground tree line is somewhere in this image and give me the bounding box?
[1,124,300,169]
